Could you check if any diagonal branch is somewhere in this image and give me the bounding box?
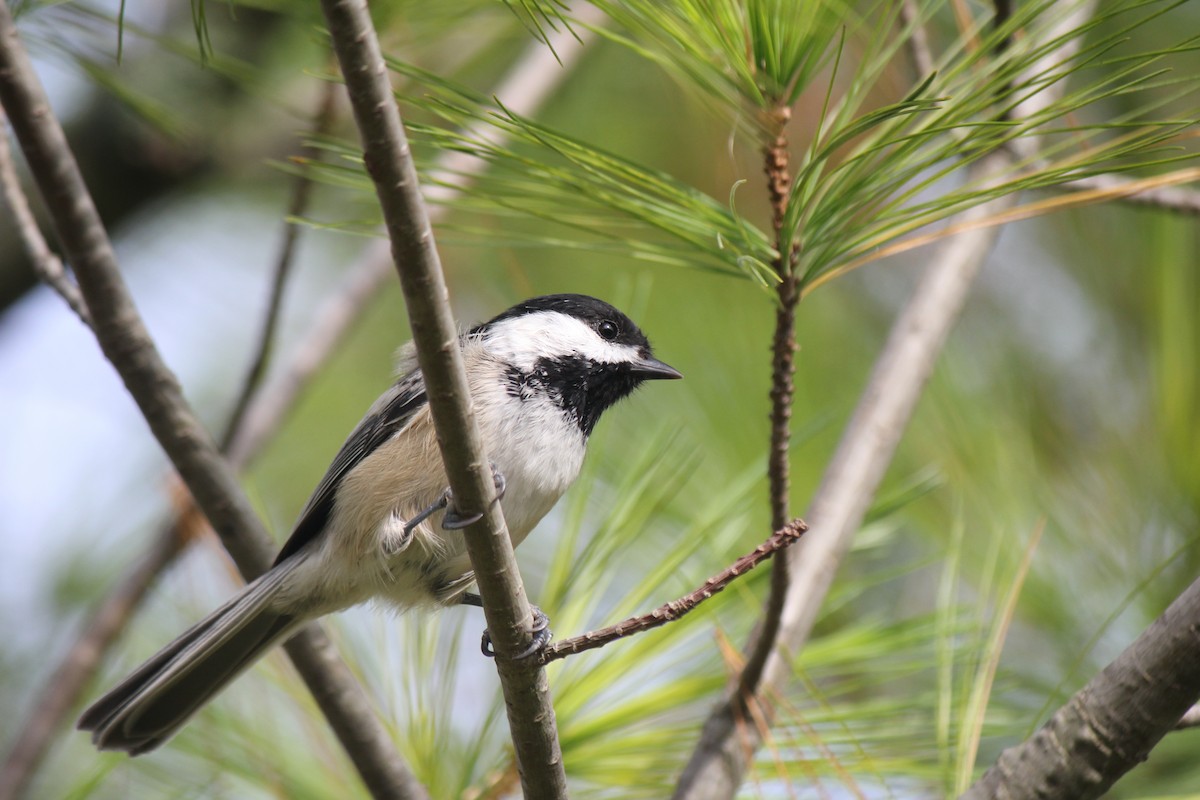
[317,0,568,796]
[0,79,342,800]
[0,13,598,798]
[961,573,1200,799]
[0,6,425,799]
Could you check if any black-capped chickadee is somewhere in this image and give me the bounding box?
[79,293,681,755]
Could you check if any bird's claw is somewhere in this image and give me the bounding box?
[441,462,507,530]
[480,606,552,660]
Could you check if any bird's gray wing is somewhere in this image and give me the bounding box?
[273,368,427,565]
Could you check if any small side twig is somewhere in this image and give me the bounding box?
[0,107,90,325]
[535,519,807,666]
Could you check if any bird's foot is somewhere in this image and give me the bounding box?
[441,462,507,530]
[480,605,552,660]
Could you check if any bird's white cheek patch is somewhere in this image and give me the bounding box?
[486,311,640,369]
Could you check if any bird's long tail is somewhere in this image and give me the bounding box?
[78,559,305,755]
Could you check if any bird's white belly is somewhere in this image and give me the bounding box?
[483,392,587,545]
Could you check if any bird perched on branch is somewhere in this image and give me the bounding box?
[79,293,681,755]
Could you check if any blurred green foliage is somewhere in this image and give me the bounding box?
[3,1,1199,798]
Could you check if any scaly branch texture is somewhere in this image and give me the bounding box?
[317,0,568,796]
[0,5,426,799]
[962,571,1200,799]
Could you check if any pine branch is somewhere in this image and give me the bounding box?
[317,0,568,796]
[673,4,1098,796]
[0,7,426,799]
[738,106,800,707]
[673,153,1016,800]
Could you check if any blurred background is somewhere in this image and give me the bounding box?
[1,1,1198,797]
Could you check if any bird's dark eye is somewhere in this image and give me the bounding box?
[598,320,619,341]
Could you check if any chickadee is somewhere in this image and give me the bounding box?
[79,293,681,755]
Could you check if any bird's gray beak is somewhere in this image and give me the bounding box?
[631,356,683,380]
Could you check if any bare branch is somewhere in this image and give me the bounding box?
[962,573,1200,799]
[0,81,347,799]
[0,8,425,799]
[317,0,568,796]
[0,107,90,325]
[535,519,807,666]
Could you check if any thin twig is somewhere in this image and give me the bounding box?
[317,0,568,797]
[0,107,90,325]
[0,8,426,799]
[741,105,800,705]
[220,77,339,451]
[0,81,344,800]
[535,519,807,666]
